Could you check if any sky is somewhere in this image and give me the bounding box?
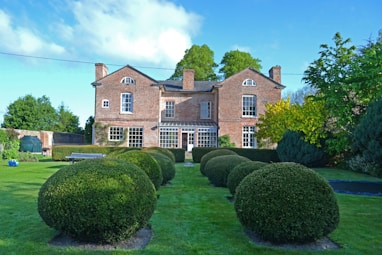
[0,0,381,128]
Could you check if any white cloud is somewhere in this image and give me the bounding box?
[230,44,252,53]
[0,9,65,55]
[66,0,202,67]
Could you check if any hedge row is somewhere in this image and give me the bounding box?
[192,147,279,163]
[52,146,185,163]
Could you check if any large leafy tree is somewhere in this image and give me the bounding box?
[219,50,262,79]
[303,31,382,154]
[256,97,327,148]
[84,116,94,144]
[2,95,57,131]
[53,103,81,133]
[170,44,218,81]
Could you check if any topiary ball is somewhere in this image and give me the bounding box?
[204,155,250,187]
[142,147,175,163]
[148,152,176,185]
[234,162,339,244]
[226,161,268,195]
[111,150,163,190]
[200,149,238,176]
[38,158,157,244]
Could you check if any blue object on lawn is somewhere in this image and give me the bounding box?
[8,160,19,167]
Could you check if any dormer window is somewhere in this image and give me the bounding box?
[121,76,135,85]
[243,78,256,86]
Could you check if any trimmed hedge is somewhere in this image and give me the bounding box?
[148,152,176,185]
[168,148,186,162]
[192,147,280,163]
[226,161,268,195]
[200,149,237,176]
[234,162,339,244]
[38,158,157,244]
[204,155,250,187]
[108,150,163,190]
[52,145,139,161]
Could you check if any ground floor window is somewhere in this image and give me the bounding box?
[198,128,217,147]
[242,126,256,148]
[109,126,124,141]
[159,127,179,148]
[128,127,143,147]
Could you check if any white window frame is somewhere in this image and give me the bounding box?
[121,93,133,113]
[109,126,124,141]
[242,126,256,148]
[128,127,143,147]
[242,95,257,117]
[159,127,179,148]
[121,76,135,85]
[102,99,109,108]
[200,101,211,119]
[197,128,217,147]
[165,101,175,118]
[243,78,256,86]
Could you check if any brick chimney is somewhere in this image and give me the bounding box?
[95,63,108,81]
[269,65,281,83]
[182,69,194,90]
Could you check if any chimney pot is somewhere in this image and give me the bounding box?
[269,65,281,84]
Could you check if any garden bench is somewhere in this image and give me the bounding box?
[65,153,106,164]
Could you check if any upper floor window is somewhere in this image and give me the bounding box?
[102,99,109,108]
[242,95,257,117]
[121,93,133,113]
[200,101,211,119]
[243,78,256,86]
[165,101,175,118]
[121,76,135,85]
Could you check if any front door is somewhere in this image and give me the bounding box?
[182,132,194,151]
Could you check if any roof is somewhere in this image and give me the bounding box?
[159,121,218,128]
[155,80,219,92]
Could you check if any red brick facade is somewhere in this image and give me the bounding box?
[92,64,284,149]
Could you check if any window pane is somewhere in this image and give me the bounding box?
[128,127,143,147]
[159,127,178,148]
[165,101,175,118]
[242,95,256,116]
[109,126,124,141]
[121,93,133,113]
[197,128,217,147]
[200,101,211,119]
[242,126,256,148]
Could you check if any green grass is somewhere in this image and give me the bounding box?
[0,160,381,254]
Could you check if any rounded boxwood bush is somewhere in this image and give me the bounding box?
[148,152,176,185]
[226,161,268,195]
[110,150,163,190]
[234,162,339,244]
[38,158,157,244]
[204,155,250,187]
[143,147,175,163]
[200,149,237,176]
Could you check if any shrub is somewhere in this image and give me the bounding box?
[148,152,176,185]
[38,158,157,244]
[218,135,235,147]
[347,154,380,177]
[234,162,339,244]
[168,148,186,162]
[226,161,267,195]
[191,147,217,163]
[229,148,280,162]
[204,155,250,187]
[352,98,382,177]
[277,130,328,167]
[109,150,163,190]
[143,147,175,163]
[200,149,237,176]
[18,152,39,162]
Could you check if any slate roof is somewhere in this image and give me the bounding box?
[154,80,219,92]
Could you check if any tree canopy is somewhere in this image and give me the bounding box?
[2,95,82,133]
[303,31,382,154]
[170,44,218,81]
[219,50,262,79]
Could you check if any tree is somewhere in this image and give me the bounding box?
[2,95,57,131]
[303,31,382,154]
[255,97,327,148]
[284,85,317,105]
[219,50,262,79]
[53,103,81,133]
[84,116,94,144]
[170,44,218,81]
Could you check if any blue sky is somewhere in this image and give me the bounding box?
[0,0,381,127]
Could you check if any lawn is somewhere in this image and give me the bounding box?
[0,159,381,254]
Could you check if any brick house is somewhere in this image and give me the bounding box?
[91,63,284,150]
